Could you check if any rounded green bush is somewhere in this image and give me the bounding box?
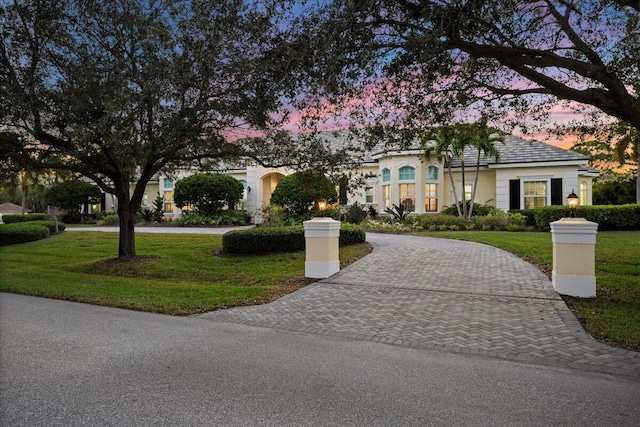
[30,220,66,233]
[0,222,50,246]
[222,223,366,254]
[344,202,367,224]
[174,173,244,214]
[2,213,48,224]
[270,170,337,216]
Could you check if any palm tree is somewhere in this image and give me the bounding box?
[467,121,504,218]
[425,122,501,218]
[424,125,467,217]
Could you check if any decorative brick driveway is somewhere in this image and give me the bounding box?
[198,233,640,377]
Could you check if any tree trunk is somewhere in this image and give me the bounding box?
[21,175,26,214]
[468,150,481,219]
[116,189,136,258]
[447,159,462,217]
[460,152,467,218]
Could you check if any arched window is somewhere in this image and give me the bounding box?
[381,168,391,209]
[238,179,248,210]
[425,166,439,212]
[398,166,415,211]
[398,166,415,181]
[580,181,587,206]
[426,165,438,181]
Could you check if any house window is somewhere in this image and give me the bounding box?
[142,192,148,207]
[163,190,174,213]
[381,168,391,210]
[382,184,391,210]
[399,183,415,211]
[464,183,473,201]
[523,180,548,208]
[426,165,438,181]
[398,166,415,181]
[398,166,415,210]
[381,168,390,183]
[425,183,438,212]
[163,178,174,190]
[365,186,374,204]
[425,166,438,212]
[238,179,248,210]
[580,181,587,206]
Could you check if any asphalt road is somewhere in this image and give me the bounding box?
[1,293,639,426]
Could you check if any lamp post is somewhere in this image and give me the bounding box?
[304,198,340,278]
[317,198,327,217]
[567,190,579,217]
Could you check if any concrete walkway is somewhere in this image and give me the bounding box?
[199,233,640,377]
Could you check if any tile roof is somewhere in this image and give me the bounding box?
[446,135,588,168]
[217,131,589,171]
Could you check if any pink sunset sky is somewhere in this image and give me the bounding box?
[270,101,592,150]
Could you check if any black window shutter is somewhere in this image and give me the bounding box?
[509,180,520,210]
[551,178,563,205]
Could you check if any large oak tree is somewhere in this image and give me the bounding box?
[277,0,640,198]
[1,0,291,256]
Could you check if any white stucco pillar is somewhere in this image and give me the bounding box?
[303,217,340,278]
[550,218,598,298]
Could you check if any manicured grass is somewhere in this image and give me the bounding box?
[413,230,640,351]
[0,232,371,315]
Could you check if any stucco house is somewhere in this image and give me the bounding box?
[131,132,597,221]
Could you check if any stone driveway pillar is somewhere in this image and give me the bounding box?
[304,217,340,278]
[550,218,598,298]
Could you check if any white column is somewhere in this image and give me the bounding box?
[550,218,598,298]
[303,218,340,278]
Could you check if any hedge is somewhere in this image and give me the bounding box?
[508,209,537,227]
[2,213,48,224]
[222,223,366,254]
[532,204,640,231]
[0,222,50,246]
[31,220,66,234]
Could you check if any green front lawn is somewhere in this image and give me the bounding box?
[0,232,371,315]
[412,230,640,351]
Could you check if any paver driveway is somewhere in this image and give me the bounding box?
[199,233,640,377]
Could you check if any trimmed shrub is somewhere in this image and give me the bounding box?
[2,213,48,224]
[0,222,50,246]
[176,210,251,226]
[174,173,244,214]
[344,202,367,224]
[442,201,493,217]
[532,206,570,231]
[99,213,119,226]
[222,223,366,254]
[339,223,366,245]
[508,209,536,227]
[270,170,338,216]
[413,214,469,231]
[31,220,66,234]
[575,204,640,231]
[532,204,640,231]
[223,225,305,254]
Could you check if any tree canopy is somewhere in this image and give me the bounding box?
[174,173,244,215]
[46,180,102,212]
[1,0,290,256]
[270,170,338,216]
[278,1,640,136]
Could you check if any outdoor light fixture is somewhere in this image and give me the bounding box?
[567,189,579,217]
[317,199,327,216]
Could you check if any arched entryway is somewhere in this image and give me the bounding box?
[260,172,286,208]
